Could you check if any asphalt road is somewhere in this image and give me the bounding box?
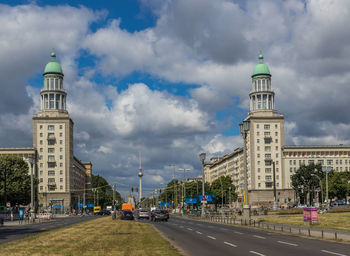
[0,215,100,244]
[146,216,350,256]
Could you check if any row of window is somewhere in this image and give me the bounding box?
[40,124,63,130]
[257,175,280,180]
[286,152,350,157]
[257,167,280,173]
[257,138,278,143]
[44,77,63,90]
[38,155,64,161]
[39,147,63,153]
[39,132,63,137]
[257,131,279,136]
[256,124,278,129]
[290,166,350,172]
[253,79,271,91]
[289,159,350,165]
[39,170,64,176]
[39,162,64,168]
[39,139,64,145]
[39,185,64,191]
[257,153,279,158]
[39,177,64,183]
[258,182,279,188]
[257,146,278,151]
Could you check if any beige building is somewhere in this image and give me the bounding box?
[0,52,92,213]
[204,54,349,206]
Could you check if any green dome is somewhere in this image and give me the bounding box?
[43,51,63,75]
[252,54,270,77]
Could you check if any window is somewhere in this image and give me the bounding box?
[60,186,63,190]
[48,155,55,162]
[258,176,260,180]
[265,154,271,158]
[257,161,260,165]
[40,170,43,175]
[48,133,55,139]
[40,125,43,129]
[340,160,342,164]
[290,167,293,172]
[275,132,278,136]
[264,132,270,136]
[276,168,279,172]
[275,139,278,143]
[275,146,278,150]
[59,132,63,137]
[290,160,293,165]
[265,160,271,166]
[275,124,278,129]
[264,124,270,129]
[336,160,338,164]
[48,148,55,153]
[265,175,272,181]
[327,160,333,165]
[276,175,279,180]
[258,183,261,188]
[48,140,55,145]
[293,160,296,165]
[265,168,271,173]
[40,140,43,145]
[276,153,279,157]
[40,163,43,167]
[258,168,261,173]
[40,148,43,153]
[60,178,63,182]
[48,125,54,130]
[60,163,63,167]
[59,125,63,129]
[48,170,55,176]
[256,124,259,129]
[39,155,43,160]
[257,146,260,151]
[48,178,55,183]
[60,170,63,175]
[265,146,271,152]
[60,148,63,152]
[40,133,43,137]
[276,161,279,165]
[40,186,43,191]
[60,155,63,160]
[257,132,260,136]
[48,162,55,168]
[40,178,43,182]
[257,139,260,143]
[60,140,63,145]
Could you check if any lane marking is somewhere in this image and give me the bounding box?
[234,231,243,234]
[196,231,202,235]
[207,235,216,240]
[253,235,266,239]
[249,251,266,256]
[321,250,348,256]
[187,228,193,231]
[224,241,237,247]
[277,241,298,247]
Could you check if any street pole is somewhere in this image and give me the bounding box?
[273,161,277,211]
[112,184,116,219]
[322,166,331,206]
[138,152,143,204]
[240,120,251,221]
[199,153,206,217]
[229,186,231,208]
[97,190,99,206]
[220,176,224,208]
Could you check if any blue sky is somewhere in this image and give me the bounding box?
[1,0,350,199]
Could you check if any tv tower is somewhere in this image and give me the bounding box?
[138,152,143,202]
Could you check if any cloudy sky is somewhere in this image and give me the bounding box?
[0,0,349,199]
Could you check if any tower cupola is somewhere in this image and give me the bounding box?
[249,53,275,112]
[40,51,67,111]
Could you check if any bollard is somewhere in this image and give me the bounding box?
[308,228,310,237]
[322,230,324,239]
[335,232,337,240]
[281,225,283,232]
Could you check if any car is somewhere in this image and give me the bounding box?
[121,210,134,220]
[151,210,168,222]
[98,210,111,216]
[137,209,150,219]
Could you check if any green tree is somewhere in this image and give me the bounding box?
[210,176,237,206]
[291,163,323,205]
[0,155,35,206]
[327,171,350,200]
[91,174,122,209]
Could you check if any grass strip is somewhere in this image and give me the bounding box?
[258,212,350,231]
[0,217,182,256]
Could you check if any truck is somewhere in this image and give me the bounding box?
[121,203,133,212]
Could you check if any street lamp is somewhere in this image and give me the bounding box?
[322,166,332,205]
[27,156,35,221]
[219,176,224,209]
[168,164,177,210]
[239,120,251,221]
[199,152,206,217]
[178,168,190,215]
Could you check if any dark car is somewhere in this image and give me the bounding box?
[151,210,168,222]
[98,210,111,216]
[121,210,134,220]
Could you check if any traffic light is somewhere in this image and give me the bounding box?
[159,189,162,193]
[131,187,134,192]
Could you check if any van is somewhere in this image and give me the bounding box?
[121,203,133,212]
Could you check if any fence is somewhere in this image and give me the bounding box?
[183,214,350,242]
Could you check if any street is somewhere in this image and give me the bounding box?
[0,215,99,244]
[148,216,350,256]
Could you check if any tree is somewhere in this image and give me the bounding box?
[210,176,237,206]
[91,174,122,209]
[291,163,323,205]
[0,155,35,206]
[327,171,350,200]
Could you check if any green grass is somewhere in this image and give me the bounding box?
[0,217,181,256]
[258,212,350,231]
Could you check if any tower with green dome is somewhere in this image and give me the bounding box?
[249,54,275,112]
[40,51,67,111]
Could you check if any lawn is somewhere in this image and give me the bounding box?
[258,212,350,232]
[0,217,181,256]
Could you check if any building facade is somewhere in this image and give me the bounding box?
[0,52,91,213]
[204,54,349,206]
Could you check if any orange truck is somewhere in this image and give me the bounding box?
[121,203,133,212]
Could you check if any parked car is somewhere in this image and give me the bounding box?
[331,199,347,207]
[98,210,111,216]
[151,210,168,222]
[121,210,134,220]
[137,209,150,220]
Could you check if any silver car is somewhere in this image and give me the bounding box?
[137,209,150,219]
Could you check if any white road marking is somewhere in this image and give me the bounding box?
[196,231,202,235]
[207,235,216,240]
[253,235,266,239]
[224,241,237,247]
[187,228,193,231]
[321,250,348,256]
[277,241,298,247]
[249,251,266,256]
[234,231,243,234]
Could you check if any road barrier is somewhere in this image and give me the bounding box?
[182,214,350,242]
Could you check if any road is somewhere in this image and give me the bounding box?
[147,216,350,256]
[0,215,99,244]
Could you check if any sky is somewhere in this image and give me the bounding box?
[1,0,350,199]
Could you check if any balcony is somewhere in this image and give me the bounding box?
[47,133,56,140]
[47,181,56,187]
[265,156,272,163]
[47,157,56,164]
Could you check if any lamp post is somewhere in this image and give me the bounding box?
[199,153,206,217]
[322,166,331,205]
[219,176,224,209]
[178,168,190,215]
[27,156,35,222]
[138,152,143,203]
[168,164,177,210]
[229,186,232,208]
[239,120,251,221]
[311,173,322,205]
